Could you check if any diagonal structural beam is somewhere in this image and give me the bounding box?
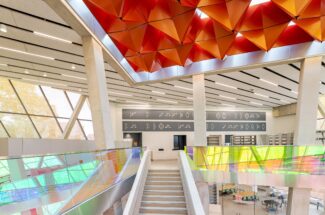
[62,95,87,139]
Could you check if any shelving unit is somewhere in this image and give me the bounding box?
[207,135,221,146]
[267,133,293,145]
[232,135,256,145]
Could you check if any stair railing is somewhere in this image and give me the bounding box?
[123,150,151,215]
[179,150,206,215]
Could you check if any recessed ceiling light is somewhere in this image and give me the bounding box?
[78,89,82,92]
[288,21,296,26]
[23,78,67,87]
[250,0,270,6]
[33,31,72,43]
[250,101,263,106]
[219,95,236,100]
[43,73,47,77]
[215,82,237,89]
[186,97,193,100]
[174,85,192,91]
[196,9,209,19]
[24,69,29,74]
[222,103,236,107]
[110,91,132,97]
[0,46,55,60]
[254,92,268,98]
[152,90,165,95]
[0,63,7,66]
[71,64,76,70]
[0,24,7,33]
[157,99,178,104]
[291,90,298,94]
[62,74,86,80]
[236,32,243,38]
[260,78,277,86]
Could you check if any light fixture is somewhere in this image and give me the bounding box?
[250,0,270,6]
[78,89,82,92]
[254,92,268,98]
[222,103,236,107]
[110,91,132,97]
[152,90,165,95]
[291,90,298,94]
[186,97,193,100]
[250,101,263,106]
[33,31,72,44]
[0,24,7,33]
[62,74,86,80]
[288,21,296,26]
[174,85,192,91]
[219,95,236,100]
[24,69,29,74]
[236,32,243,38]
[157,99,178,104]
[71,64,76,70]
[196,9,209,19]
[280,99,289,103]
[23,78,67,87]
[43,73,47,77]
[260,78,277,86]
[0,46,55,60]
[0,63,7,66]
[215,82,237,89]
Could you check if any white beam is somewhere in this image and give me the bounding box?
[62,95,86,139]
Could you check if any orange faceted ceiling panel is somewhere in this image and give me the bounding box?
[83,0,322,73]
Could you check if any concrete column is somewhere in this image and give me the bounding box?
[287,56,322,215]
[294,56,322,145]
[82,36,114,149]
[193,74,207,146]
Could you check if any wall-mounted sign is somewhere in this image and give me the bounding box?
[123,109,265,121]
[206,111,266,121]
[123,121,194,132]
[207,122,266,132]
[123,121,266,132]
[122,109,193,120]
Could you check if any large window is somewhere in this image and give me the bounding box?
[0,77,94,140]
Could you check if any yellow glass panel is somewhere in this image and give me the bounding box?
[31,116,62,138]
[0,78,24,113]
[0,114,38,138]
[12,80,52,116]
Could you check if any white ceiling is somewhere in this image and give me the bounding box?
[0,0,325,109]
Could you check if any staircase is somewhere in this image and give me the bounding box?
[139,169,187,214]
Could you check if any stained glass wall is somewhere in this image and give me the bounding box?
[0,77,94,140]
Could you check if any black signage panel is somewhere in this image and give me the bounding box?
[123,121,194,132]
[122,109,193,120]
[206,111,266,121]
[123,109,265,121]
[207,122,266,131]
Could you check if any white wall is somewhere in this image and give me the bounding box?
[109,104,297,150]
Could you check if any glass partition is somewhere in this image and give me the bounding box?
[186,146,325,215]
[0,148,142,215]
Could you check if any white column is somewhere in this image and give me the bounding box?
[82,36,115,149]
[287,56,322,215]
[294,56,322,145]
[193,74,207,146]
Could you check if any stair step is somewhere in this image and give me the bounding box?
[140,207,187,214]
[142,195,186,202]
[144,190,184,196]
[149,170,179,173]
[141,201,186,208]
[146,181,182,186]
[147,176,181,180]
[145,185,183,191]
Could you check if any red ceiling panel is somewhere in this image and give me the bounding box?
[83,0,324,73]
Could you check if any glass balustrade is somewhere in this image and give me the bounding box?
[0,147,142,215]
